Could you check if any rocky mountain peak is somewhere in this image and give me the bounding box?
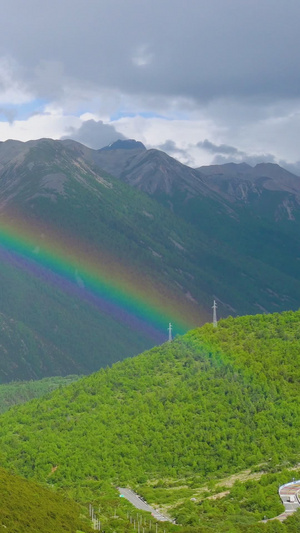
[100,139,146,152]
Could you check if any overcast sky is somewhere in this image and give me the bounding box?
[0,0,300,172]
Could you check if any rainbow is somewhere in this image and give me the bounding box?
[0,213,200,343]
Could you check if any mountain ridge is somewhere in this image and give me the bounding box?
[0,137,299,381]
[85,138,300,203]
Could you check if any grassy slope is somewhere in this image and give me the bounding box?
[0,466,93,533]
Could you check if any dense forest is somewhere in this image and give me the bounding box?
[0,375,80,414]
[0,310,300,531]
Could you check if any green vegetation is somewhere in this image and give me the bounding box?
[150,468,300,531]
[0,466,93,533]
[0,375,80,413]
[0,310,299,531]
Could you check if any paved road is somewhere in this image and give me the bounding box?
[118,487,173,522]
[277,481,300,521]
[262,480,300,523]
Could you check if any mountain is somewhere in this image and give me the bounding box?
[93,140,210,197]
[197,161,300,216]
[0,138,208,381]
[0,138,299,381]
[194,162,300,283]
[0,310,299,530]
[100,139,147,151]
[92,139,300,295]
[86,139,300,213]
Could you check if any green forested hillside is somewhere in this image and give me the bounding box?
[0,311,299,531]
[0,375,80,414]
[167,468,300,531]
[0,466,93,533]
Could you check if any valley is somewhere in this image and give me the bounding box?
[0,139,299,532]
[1,3,300,532]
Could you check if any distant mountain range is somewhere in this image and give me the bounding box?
[0,137,299,381]
[90,138,300,293]
[92,139,300,209]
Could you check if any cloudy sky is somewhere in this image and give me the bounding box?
[0,0,300,172]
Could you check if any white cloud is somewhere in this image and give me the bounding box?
[0,111,80,142]
[113,115,219,150]
[0,0,298,173]
[62,119,126,149]
[132,45,153,67]
[110,97,300,170]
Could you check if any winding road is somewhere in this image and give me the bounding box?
[262,480,300,523]
[119,480,300,525]
[118,487,173,523]
[277,480,300,521]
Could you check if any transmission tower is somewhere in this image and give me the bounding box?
[212,300,218,328]
[168,322,172,342]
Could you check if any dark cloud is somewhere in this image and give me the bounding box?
[157,140,186,154]
[0,1,299,168]
[62,120,126,150]
[212,152,277,166]
[197,139,275,166]
[196,137,300,176]
[156,138,299,175]
[0,0,300,104]
[201,140,278,167]
[155,140,195,166]
[197,139,243,156]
